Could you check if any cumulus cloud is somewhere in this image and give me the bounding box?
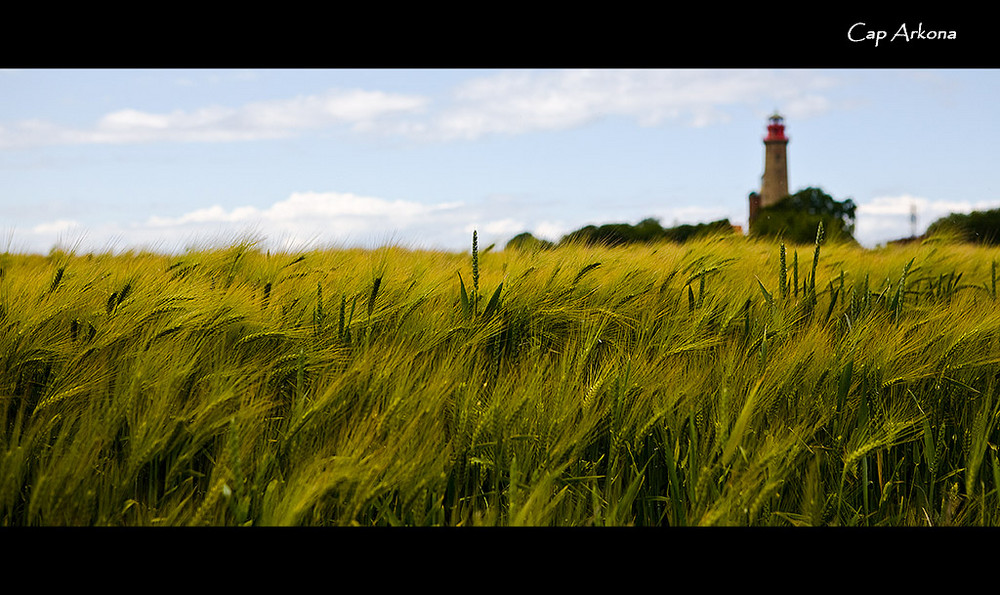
[18,191,497,254]
[15,186,627,254]
[143,191,466,247]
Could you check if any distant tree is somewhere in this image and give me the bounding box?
[558,224,604,246]
[558,217,734,247]
[925,208,1000,244]
[751,187,857,244]
[560,218,665,246]
[662,219,734,243]
[504,232,555,251]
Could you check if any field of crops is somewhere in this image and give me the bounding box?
[2,227,999,526]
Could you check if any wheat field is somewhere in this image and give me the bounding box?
[2,229,999,526]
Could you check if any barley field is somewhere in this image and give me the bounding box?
[2,227,999,526]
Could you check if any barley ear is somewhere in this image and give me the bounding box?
[472,230,480,314]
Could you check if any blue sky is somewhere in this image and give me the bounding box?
[1,68,998,254]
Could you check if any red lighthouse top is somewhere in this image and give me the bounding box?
[764,113,787,142]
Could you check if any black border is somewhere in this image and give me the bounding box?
[3,9,993,68]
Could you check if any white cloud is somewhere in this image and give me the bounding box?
[15,188,584,254]
[139,191,469,251]
[147,204,258,226]
[659,205,732,225]
[0,89,429,149]
[1,70,848,149]
[31,219,81,235]
[400,69,845,141]
[463,218,525,237]
[143,191,464,239]
[531,221,570,242]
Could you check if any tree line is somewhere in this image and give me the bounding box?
[506,186,1000,250]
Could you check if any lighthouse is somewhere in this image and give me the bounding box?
[749,113,789,226]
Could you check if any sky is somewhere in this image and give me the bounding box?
[1,68,998,254]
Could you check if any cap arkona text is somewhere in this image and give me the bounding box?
[848,22,957,46]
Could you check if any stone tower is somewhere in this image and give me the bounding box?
[760,112,789,207]
[749,113,789,226]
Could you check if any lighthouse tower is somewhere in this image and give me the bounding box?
[760,112,789,208]
[749,113,789,226]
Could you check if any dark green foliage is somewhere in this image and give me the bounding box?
[558,217,735,247]
[926,208,1000,244]
[507,218,737,251]
[660,219,736,244]
[505,233,555,251]
[752,187,857,245]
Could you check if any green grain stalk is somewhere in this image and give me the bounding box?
[756,276,774,308]
[49,266,65,294]
[890,258,914,324]
[992,259,997,300]
[824,280,839,325]
[779,243,787,300]
[698,273,705,308]
[368,276,381,320]
[458,272,472,318]
[481,282,504,321]
[572,262,602,288]
[262,281,272,311]
[793,251,799,299]
[314,282,324,335]
[472,231,480,315]
[808,221,824,309]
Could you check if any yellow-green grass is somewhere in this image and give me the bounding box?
[1,232,999,526]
